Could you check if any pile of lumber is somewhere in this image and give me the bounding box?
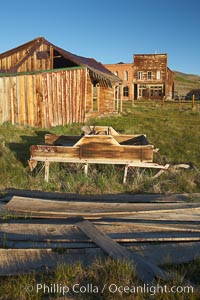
[0,191,200,283]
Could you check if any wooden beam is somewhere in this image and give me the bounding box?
[1,242,199,276]
[4,189,200,203]
[5,196,200,217]
[1,221,199,247]
[129,242,200,266]
[76,220,170,283]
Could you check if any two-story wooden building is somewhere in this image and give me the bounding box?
[105,53,174,101]
[133,54,174,100]
[0,37,121,127]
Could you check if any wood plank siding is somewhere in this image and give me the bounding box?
[133,54,174,100]
[0,41,52,72]
[0,37,121,127]
[0,68,86,127]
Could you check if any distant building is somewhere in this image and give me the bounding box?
[105,62,134,101]
[186,89,200,100]
[105,54,174,101]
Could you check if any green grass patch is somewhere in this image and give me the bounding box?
[174,76,198,85]
[0,101,200,194]
[0,258,199,299]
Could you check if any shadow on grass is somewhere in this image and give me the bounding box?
[7,130,50,166]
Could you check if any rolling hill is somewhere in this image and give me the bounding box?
[174,71,200,99]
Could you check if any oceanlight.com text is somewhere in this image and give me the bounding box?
[24,282,194,296]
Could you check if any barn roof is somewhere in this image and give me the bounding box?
[0,37,121,84]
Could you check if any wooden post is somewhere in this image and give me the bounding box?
[116,86,119,112]
[161,96,165,108]
[120,93,123,113]
[123,165,129,184]
[192,94,195,109]
[132,85,135,107]
[84,163,88,175]
[179,98,182,110]
[44,162,50,182]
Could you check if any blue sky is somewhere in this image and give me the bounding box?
[0,0,199,75]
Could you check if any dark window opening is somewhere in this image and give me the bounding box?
[149,86,163,98]
[53,50,78,69]
[147,71,152,80]
[123,86,129,97]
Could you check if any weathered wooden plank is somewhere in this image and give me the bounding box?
[1,242,199,276]
[76,220,170,283]
[1,216,199,231]
[19,75,26,124]
[1,221,199,238]
[1,223,199,248]
[30,145,80,159]
[79,144,153,161]
[27,75,34,126]
[1,220,200,234]
[69,70,72,124]
[74,135,120,146]
[51,72,57,125]
[47,72,53,126]
[2,235,199,245]
[28,157,168,171]
[4,189,200,203]
[1,240,96,249]
[129,242,200,266]
[3,208,199,221]
[0,248,85,276]
[0,243,200,276]
[5,77,11,123]
[5,196,200,217]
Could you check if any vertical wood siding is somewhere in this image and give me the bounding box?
[85,72,115,116]
[0,43,52,72]
[0,68,86,127]
[99,86,115,113]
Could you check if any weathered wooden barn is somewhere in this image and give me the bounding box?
[0,37,121,127]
